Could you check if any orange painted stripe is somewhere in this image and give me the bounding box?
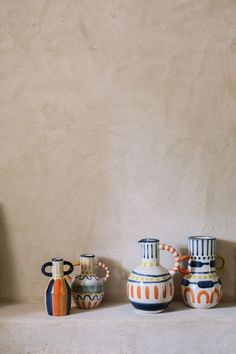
[162,244,165,250]
[154,286,159,300]
[131,285,134,298]
[145,287,150,300]
[53,279,61,316]
[197,290,210,304]
[137,286,141,299]
[60,279,67,315]
[167,245,171,251]
[211,288,221,303]
[93,301,97,308]
[184,288,195,303]
[162,285,166,298]
[170,283,173,297]
[88,301,91,309]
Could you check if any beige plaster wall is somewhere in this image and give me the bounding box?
[0,0,236,303]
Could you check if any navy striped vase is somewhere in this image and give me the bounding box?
[181,236,224,309]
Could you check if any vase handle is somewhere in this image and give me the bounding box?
[216,255,225,271]
[158,243,180,276]
[41,261,53,277]
[66,262,80,283]
[97,261,110,282]
[63,261,74,276]
[177,254,191,274]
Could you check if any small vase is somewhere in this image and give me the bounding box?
[41,258,74,316]
[179,236,225,309]
[127,238,181,313]
[69,254,110,309]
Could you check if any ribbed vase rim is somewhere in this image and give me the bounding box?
[138,238,159,243]
[188,236,216,240]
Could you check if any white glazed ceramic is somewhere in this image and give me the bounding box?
[180,236,224,309]
[69,254,110,309]
[127,238,180,313]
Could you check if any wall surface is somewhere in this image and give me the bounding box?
[0,0,236,303]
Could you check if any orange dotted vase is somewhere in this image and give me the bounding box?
[127,238,181,313]
[180,236,224,309]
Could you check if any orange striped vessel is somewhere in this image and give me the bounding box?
[41,258,74,316]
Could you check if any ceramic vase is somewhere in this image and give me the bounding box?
[69,254,110,309]
[41,258,74,316]
[180,236,224,309]
[127,238,181,313]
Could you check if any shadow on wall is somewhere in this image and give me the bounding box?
[96,257,129,303]
[173,246,189,301]
[0,205,18,302]
[217,239,236,302]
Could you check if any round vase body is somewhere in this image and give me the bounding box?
[181,236,222,309]
[128,239,174,313]
[71,255,104,309]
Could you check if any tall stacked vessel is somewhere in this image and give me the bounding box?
[180,236,224,309]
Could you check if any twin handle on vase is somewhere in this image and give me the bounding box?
[41,254,110,316]
[41,236,225,316]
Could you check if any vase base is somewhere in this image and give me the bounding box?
[129,300,171,313]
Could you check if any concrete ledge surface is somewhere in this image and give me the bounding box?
[0,302,235,354]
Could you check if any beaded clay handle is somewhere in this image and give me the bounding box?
[216,255,225,271]
[97,261,110,282]
[159,243,181,275]
[178,254,191,275]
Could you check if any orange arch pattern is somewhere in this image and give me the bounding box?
[197,290,210,304]
[210,288,221,304]
[184,288,195,303]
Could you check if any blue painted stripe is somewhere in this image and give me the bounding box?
[151,244,153,258]
[202,239,204,256]
[147,244,149,259]
[132,271,170,277]
[192,239,194,254]
[191,271,216,274]
[207,239,209,255]
[211,240,213,255]
[128,276,171,284]
[65,279,71,315]
[196,240,199,256]
[182,280,220,285]
[46,279,54,315]
[130,300,170,312]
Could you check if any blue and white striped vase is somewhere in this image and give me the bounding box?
[127,238,181,313]
[180,236,225,309]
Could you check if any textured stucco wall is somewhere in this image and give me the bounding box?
[0,0,236,303]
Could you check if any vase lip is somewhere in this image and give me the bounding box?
[52,257,63,262]
[188,235,216,240]
[80,254,95,258]
[138,238,159,243]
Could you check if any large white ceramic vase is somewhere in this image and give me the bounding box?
[127,238,180,313]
